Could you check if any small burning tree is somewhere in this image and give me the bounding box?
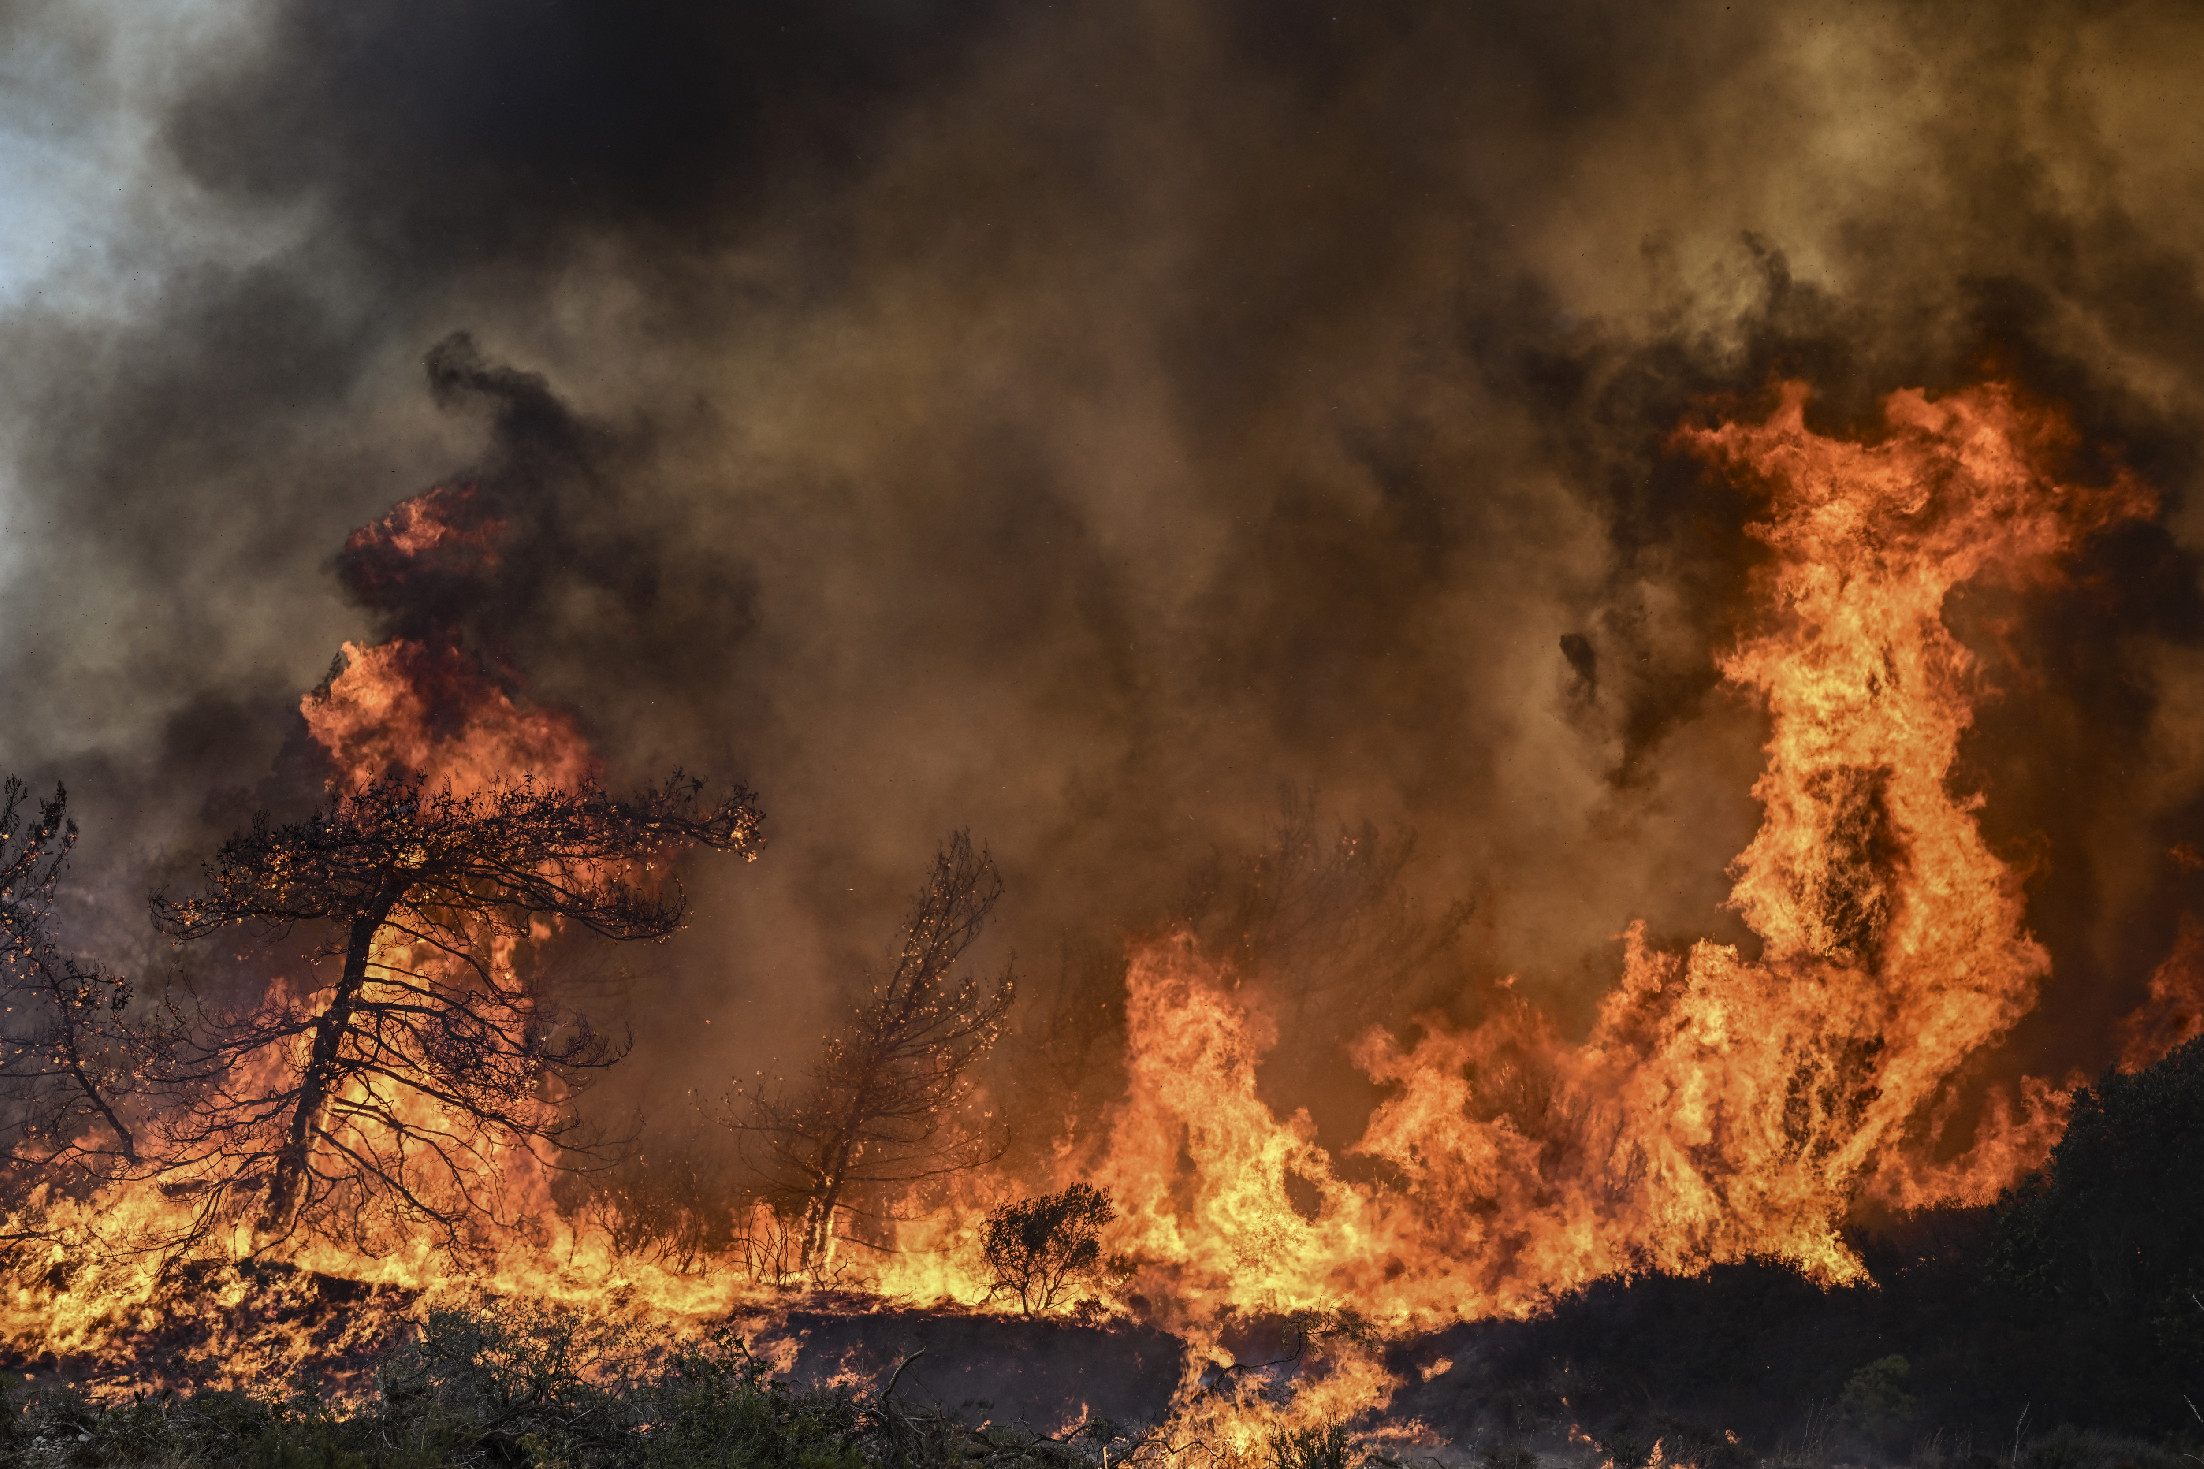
[726,832,1014,1274]
[0,778,168,1203]
[981,1183,1116,1316]
[150,770,761,1250]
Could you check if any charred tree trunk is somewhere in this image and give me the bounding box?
[262,883,399,1236]
[800,1126,862,1272]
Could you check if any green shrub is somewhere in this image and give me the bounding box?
[1836,1354,1917,1450]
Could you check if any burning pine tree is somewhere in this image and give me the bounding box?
[727,832,1014,1275]
[150,771,761,1252]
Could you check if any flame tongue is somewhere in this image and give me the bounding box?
[304,639,594,795]
[1632,382,2152,1229]
[1711,382,2134,983]
[1091,382,2154,1322]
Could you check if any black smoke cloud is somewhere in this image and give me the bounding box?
[4,0,2204,1141]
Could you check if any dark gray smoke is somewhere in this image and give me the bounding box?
[4,0,2204,1155]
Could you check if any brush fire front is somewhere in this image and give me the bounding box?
[0,382,2195,1457]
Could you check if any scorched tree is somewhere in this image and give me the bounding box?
[726,832,1013,1274]
[0,778,168,1205]
[151,771,761,1250]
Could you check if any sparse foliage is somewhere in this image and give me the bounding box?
[149,770,761,1251]
[1264,1419,1351,1469]
[0,777,168,1204]
[981,1183,1117,1316]
[727,832,1014,1272]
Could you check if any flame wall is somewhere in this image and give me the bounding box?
[3,0,2204,1307]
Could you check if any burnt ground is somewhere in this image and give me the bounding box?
[3,1209,2199,1469]
[739,1300,1188,1432]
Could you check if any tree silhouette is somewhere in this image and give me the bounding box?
[0,778,168,1205]
[981,1183,1116,1315]
[727,832,1013,1273]
[150,771,761,1250]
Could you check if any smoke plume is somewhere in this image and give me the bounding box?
[4,0,2204,1156]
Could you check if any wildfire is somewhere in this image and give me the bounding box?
[0,384,2180,1441]
[1058,382,2155,1325]
[0,484,742,1395]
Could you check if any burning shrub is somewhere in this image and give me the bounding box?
[1262,1419,1351,1469]
[566,1118,751,1276]
[980,1183,1118,1316]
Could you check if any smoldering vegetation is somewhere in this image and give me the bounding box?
[10,1029,2204,1465]
[841,1032,2204,1456]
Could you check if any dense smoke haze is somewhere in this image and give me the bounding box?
[5,0,2204,1167]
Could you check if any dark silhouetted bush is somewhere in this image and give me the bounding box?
[1984,1037,2204,1425]
[981,1183,1116,1316]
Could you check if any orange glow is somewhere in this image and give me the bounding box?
[1041,382,2153,1327]
[2119,911,2204,1070]
[0,385,2163,1422]
[339,483,503,598]
[303,639,594,795]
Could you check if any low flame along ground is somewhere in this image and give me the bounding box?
[0,383,2185,1448]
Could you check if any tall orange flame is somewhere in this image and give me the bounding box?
[1070,382,2154,1326]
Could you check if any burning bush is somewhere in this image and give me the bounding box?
[981,1183,1118,1316]
[566,1117,753,1276]
[1262,1419,1351,1469]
